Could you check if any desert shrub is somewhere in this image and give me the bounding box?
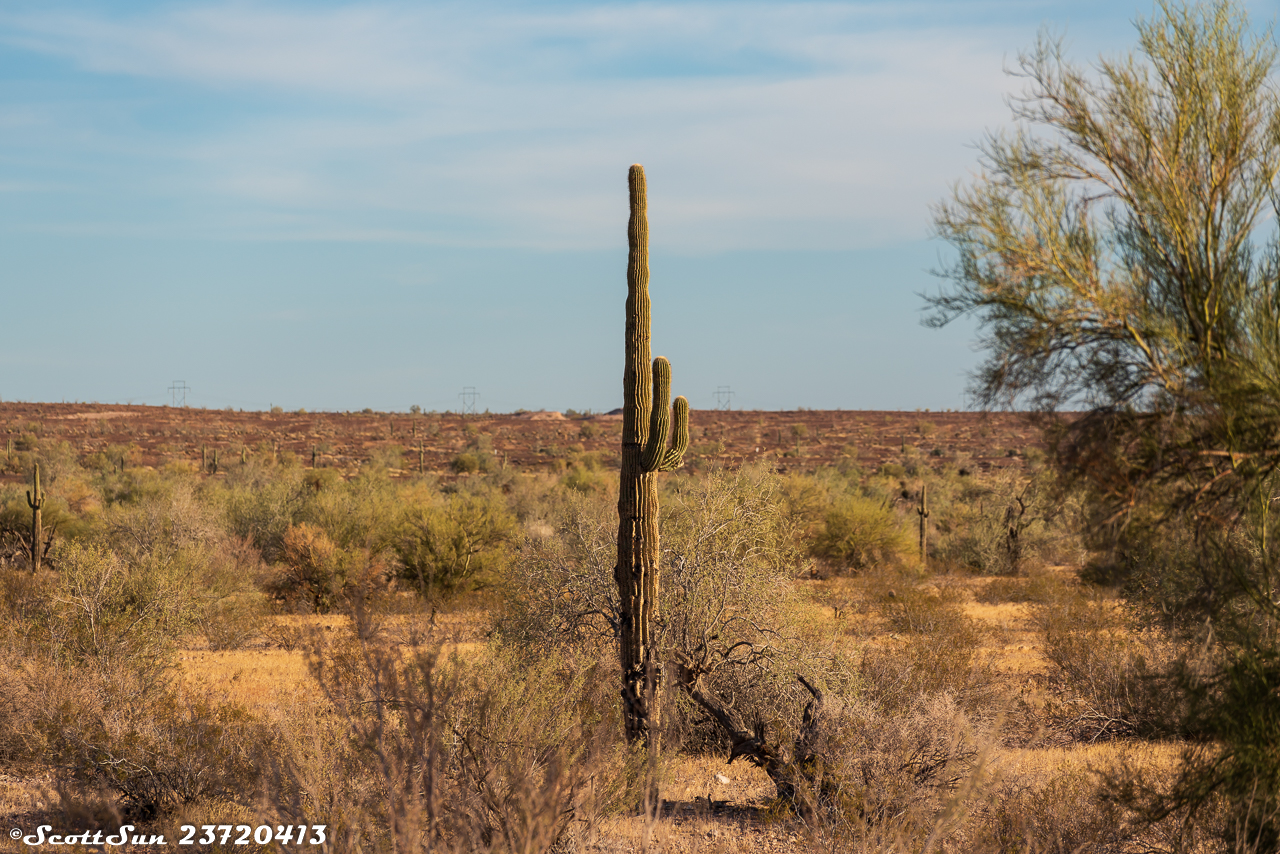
[811,493,911,571]
[263,628,633,854]
[1078,487,1280,847]
[10,439,82,488]
[450,451,481,473]
[0,647,50,767]
[502,466,825,753]
[778,472,836,551]
[859,629,998,718]
[0,564,56,631]
[836,566,1000,715]
[934,507,1021,575]
[46,670,269,820]
[301,467,404,554]
[497,489,618,651]
[660,467,842,752]
[1036,591,1180,741]
[0,486,85,569]
[1100,651,1280,853]
[395,491,515,597]
[199,592,269,650]
[36,540,201,678]
[208,461,308,561]
[366,443,404,470]
[92,483,268,645]
[99,479,221,560]
[269,522,385,613]
[561,452,611,493]
[791,692,981,851]
[1087,518,1277,647]
[971,769,1132,854]
[931,467,1078,576]
[450,433,500,475]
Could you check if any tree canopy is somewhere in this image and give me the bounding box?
[928,0,1280,525]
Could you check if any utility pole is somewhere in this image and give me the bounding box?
[459,386,479,417]
[714,386,734,411]
[168,380,189,407]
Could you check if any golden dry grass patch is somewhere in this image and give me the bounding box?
[177,648,315,709]
[977,642,1047,675]
[994,741,1183,789]
[962,600,1032,629]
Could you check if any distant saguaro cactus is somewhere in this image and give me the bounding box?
[615,164,690,751]
[27,464,45,572]
[918,482,930,569]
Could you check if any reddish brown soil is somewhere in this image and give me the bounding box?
[0,402,1053,483]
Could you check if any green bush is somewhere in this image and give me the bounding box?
[811,494,911,570]
[560,452,611,493]
[395,492,515,597]
[208,462,308,561]
[269,522,387,613]
[301,467,403,554]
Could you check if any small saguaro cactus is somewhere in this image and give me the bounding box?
[615,164,691,752]
[917,482,930,569]
[211,449,219,475]
[27,464,45,572]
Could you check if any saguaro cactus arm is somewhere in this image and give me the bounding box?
[641,357,689,473]
[27,463,44,510]
[658,396,689,472]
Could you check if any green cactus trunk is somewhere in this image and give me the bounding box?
[615,165,690,753]
[27,463,45,572]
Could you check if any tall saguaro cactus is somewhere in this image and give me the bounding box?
[615,164,690,749]
[27,464,45,572]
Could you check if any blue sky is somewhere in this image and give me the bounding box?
[0,1,1262,412]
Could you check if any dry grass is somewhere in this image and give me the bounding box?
[177,649,316,708]
[0,510,1201,854]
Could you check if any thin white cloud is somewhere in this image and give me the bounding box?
[0,1,1061,250]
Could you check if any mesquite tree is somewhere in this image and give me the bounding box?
[615,164,689,747]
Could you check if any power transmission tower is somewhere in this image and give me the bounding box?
[459,386,479,417]
[714,386,734,411]
[168,380,189,407]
